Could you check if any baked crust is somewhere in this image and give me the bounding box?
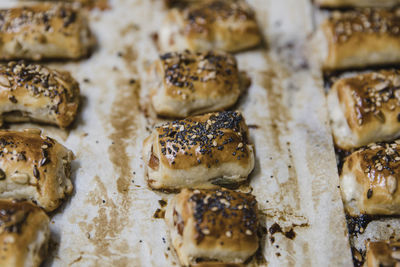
[0,199,50,267]
[159,0,261,53]
[151,50,240,118]
[365,240,400,267]
[0,61,80,128]
[340,141,400,216]
[143,111,255,190]
[314,8,400,70]
[0,129,74,212]
[34,0,109,10]
[165,188,259,266]
[315,0,400,7]
[0,3,95,60]
[328,70,400,150]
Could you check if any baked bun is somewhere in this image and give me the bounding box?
[340,141,400,216]
[0,129,74,212]
[143,111,255,190]
[165,188,259,266]
[328,70,400,150]
[313,8,400,70]
[159,0,261,53]
[0,3,95,60]
[151,50,240,118]
[0,199,50,267]
[0,61,80,128]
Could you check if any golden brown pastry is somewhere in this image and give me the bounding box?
[151,50,240,118]
[0,3,95,60]
[0,199,50,267]
[143,111,255,190]
[33,0,109,10]
[365,240,400,267]
[0,61,80,128]
[340,141,400,216]
[315,0,400,7]
[328,70,400,150]
[313,8,400,70]
[165,188,259,266]
[0,129,74,212]
[159,0,261,53]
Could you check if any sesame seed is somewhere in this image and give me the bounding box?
[245,229,253,235]
[202,228,210,235]
[220,198,230,207]
[226,231,232,238]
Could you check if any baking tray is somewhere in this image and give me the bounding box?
[0,0,354,266]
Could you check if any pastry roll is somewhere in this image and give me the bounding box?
[314,8,400,70]
[0,200,50,267]
[159,0,261,53]
[0,61,80,128]
[340,141,400,216]
[0,129,74,212]
[365,240,400,267]
[165,188,259,266]
[33,0,109,10]
[151,50,240,118]
[0,3,95,60]
[143,111,255,190]
[328,70,400,150]
[315,0,400,7]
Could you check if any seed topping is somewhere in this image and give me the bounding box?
[188,188,258,244]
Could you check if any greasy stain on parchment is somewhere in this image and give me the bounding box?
[259,53,301,212]
[78,79,141,266]
[258,53,304,265]
[79,35,142,265]
[82,176,133,266]
[108,79,140,195]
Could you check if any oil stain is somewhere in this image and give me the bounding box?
[259,52,301,212]
[153,208,165,219]
[259,52,306,266]
[121,46,138,75]
[268,222,308,241]
[81,176,131,266]
[108,79,140,195]
[78,60,142,267]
